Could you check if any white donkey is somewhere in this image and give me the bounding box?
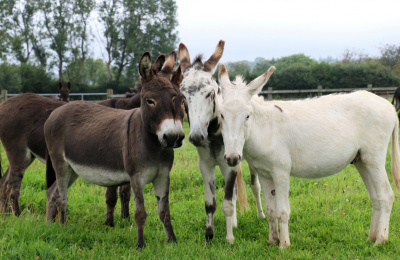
[178,41,265,243]
[217,64,400,248]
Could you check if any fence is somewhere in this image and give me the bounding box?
[0,89,123,102]
[260,84,399,100]
[1,85,399,103]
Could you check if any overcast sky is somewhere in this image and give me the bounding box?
[175,0,400,63]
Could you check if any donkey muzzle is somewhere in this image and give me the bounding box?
[224,154,241,167]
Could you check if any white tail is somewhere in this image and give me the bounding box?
[236,165,250,214]
[391,118,400,192]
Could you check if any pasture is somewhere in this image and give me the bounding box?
[0,121,399,259]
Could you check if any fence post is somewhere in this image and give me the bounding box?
[317,85,322,96]
[1,89,8,102]
[367,84,372,92]
[107,89,113,99]
[268,87,273,100]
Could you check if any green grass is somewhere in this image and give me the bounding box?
[1,121,400,259]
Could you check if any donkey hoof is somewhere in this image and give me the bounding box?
[268,238,280,246]
[373,236,388,246]
[258,212,266,219]
[205,227,214,242]
[279,241,291,249]
[226,236,234,243]
[136,242,145,250]
[168,234,177,243]
[103,220,115,227]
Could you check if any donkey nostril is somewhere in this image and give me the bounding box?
[163,134,167,141]
[201,135,204,141]
[224,154,227,160]
[238,155,241,161]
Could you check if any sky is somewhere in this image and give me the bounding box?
[174,0,400,63]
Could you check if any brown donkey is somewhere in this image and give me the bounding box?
[0,54,167,225]
[45,51,185,249]
[0,82,72,216]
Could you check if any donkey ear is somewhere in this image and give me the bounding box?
[247,66,276,96]
[218,64,231,88]
[152,54,166,73]
[66,82,71,91]
[178,43,191,73]
[203,40,225,73]
[161,51,177,76]
[59,81,63,91]
[139,52,154,82]
[171,65,183,88]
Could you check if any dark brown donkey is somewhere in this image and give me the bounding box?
[57,81,71,102]
[0,82,71,216]
[0,54,167,225]
[45,51,185,249]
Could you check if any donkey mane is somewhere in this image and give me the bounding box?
[232,76,246,85]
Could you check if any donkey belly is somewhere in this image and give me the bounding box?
[67,159,130,186]
[290,146,358,178]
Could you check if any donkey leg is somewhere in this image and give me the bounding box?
[131,176,147,249]
[0,167,10,213]
[220,163,239,243]
[199,159,217,242]
[249,165,265,219]
[6,150,33,216]
[153,167,176,243]
[258,176,279,245]
[354,162,380,241]
[270,171,291,249]
[358,160,394,245]
[119,184,131,220]
[46,182,59,222]
[53,162,77,224]
[104,186,118,227]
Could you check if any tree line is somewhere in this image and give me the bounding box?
[224,45,400,96]
[0,0,178,94]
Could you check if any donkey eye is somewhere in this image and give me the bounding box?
[220,114,224,120]
[146,99,155,106]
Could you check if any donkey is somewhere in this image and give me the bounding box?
[0,54,167,225]
[44,51,185,249]
[57,81,71,102]
[217,64,400,248]
[178,41,265,243]
[391,86,400,118]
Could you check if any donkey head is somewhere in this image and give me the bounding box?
[178,40,225,146]
[58,81,71,102]
[139,51,185,148]
[218,64,276,167]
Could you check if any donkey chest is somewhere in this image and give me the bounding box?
[206,134,224,160]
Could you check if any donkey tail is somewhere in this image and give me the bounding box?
[237,165,250,214]
[391,117,400,192]
[46,150,56,190]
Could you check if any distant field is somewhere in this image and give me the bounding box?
[0,121,399,259]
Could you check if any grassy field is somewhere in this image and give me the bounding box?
[1,121,400,259]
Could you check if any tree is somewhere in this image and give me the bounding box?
[97,0,120,82]
[379,43,400,70]
[226,61,251,81]
[98,0,179,89]
[41,0,74,81]
[274,54,316,69]
[68,0,95,84]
